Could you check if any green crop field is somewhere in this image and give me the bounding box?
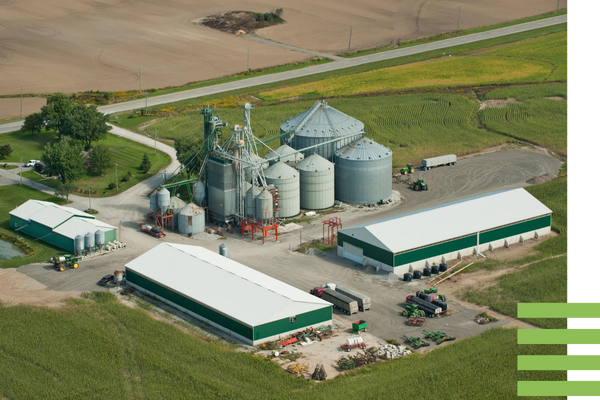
[479,83,567,156]
[0,185,66,268]
[0,293,565,399]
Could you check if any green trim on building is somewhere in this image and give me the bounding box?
[126,269,254,341]
[479,215,551,244]
[338,232,393,265]
[254,306,332,341]
[394,234,477,266]
[105,230,117,243]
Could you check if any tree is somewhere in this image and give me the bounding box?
[41,140,85,184]
[0,144,12,159]
[140,153,152,174]
[174,136,202,176]
[40,93,74,139]
[54,182,78,202]
[88,144,113,175]
[21,113,44,135]
[66,104,111,149]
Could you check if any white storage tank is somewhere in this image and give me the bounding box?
[74,235,84,255]
[219,243,229,258]
[265,144,304,166]
[150,191,158,213]
[256,188,273,222]
[245,185,261,219]
[157,187,170,213]
[335,137,392,205]
[264,161,300,218]
[94,230,105,248]
[84,232,95,251]
[177,203,205,235]
[193,180,206,206]
[295,153,335,210]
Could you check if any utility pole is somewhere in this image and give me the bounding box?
[19,157,22,186]
[145,89,148,115]
[348,26,353,53]
[88,185,92,211]
[154,127,157,155]
[115,164,119,191]
[247,47,250,75]
[20,86,23,117]
[457,6,461,30]
[139,68,142,93]
[556,0,559,10]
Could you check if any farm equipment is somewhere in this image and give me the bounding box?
[405,295,446,317]
[402,335,430,349]
[422,154,457,170]
[407,316,426,326]
[50,254,81,271]
[402,304,425,318]
[340,337,367,352]
[141,224,165,238]
[400,163,415,175]
[423,330,456,344]
[410,178,428,191]
[417,290,447,303]
[337,352,377,370]
[352,320,367,334]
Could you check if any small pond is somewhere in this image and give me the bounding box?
[0,238,26,261]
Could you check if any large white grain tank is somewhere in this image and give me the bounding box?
[170,196,187,230]
[157,187,170,213]
[94,230,105,249]
[280,99,364,161]
[207,158,236,223]
[244,153,269,183]
[256,188,273,222]
[150,190,158,213]
[219,243,229,258]
[177,203,205,235]
[335,137,392,204]
[84,232,95,251]
[265,144,304,167]
[295,153,335,210]
[193,180,206,206]
[264,161,300,218]
[245,185,261,219]
[74,235,84,255]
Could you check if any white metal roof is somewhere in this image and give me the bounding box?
[53,218,115,239]
[125,243,331,327]
[9,200,93,228]
[340,189,552,254]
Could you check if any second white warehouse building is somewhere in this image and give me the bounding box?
[337,188,552,274]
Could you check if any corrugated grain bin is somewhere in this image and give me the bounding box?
[245,185,261,219]
[193,180,206,206]
[334,137,392,205]
[265,144,304,166]
[94,230,105,248]
[295,153,334,210]
[264,161,300,218]
[256,189,273,222]
[75,235,84,255]
[177,203,205,235]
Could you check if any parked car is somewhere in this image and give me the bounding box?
[98,275,114,286]
[24,159,39,167]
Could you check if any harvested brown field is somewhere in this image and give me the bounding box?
[0,0,564,98]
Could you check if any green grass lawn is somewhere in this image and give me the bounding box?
[0,292,565,399]
[18,170,61,189]
[0,130,171,197]
[0,185,67,268]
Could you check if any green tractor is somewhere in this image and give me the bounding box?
[410,178,428,191]
[402,304,425,317]
[50,254,82,272]
[402,335,430,349]
[400,163,415,175]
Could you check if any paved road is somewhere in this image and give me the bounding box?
[243,34,346,61]
[0,15,566,135]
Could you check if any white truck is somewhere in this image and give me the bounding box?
[421,154,457,170]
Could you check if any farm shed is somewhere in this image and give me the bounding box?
[125,243,332,345]
[9,200,116,253]
[337,189,552,274]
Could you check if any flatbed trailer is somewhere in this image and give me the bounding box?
[422,154,457,170]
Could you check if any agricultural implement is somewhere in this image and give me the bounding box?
[400,163,415,175]
[402,335,430,349]
[352,320,367,334]
[141,224,166,238]
[340,341,367,352]
[423,330,456,345]
[410,178,428,191]
[402,304,425,318]
[50,254,81,272]
[407,316,426,326]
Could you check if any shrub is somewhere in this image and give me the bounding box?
[108,182,116,190]
[0,144,12,159]
[122,171,132,182]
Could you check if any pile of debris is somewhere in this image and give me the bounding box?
[374,344,412,359]
[475,316,490,325]
[287,362,309,376]
[336,351,377,370]
[260,326,333,350]
[311,364,327,381]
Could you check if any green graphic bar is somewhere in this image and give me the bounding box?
[518,381,600,397]
[518,303,600,318]
[518,355,600,370]
[518,329,600,344]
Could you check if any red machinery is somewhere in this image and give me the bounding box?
[322,217,342,245]
[141,224,166,238]
[240,219,279,244]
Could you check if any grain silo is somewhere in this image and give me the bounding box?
[84,232,95,252]
[245,185,261,219]
[280,100,364,161]
[264,161,300,218]
[207,157,237,223]
[334,137,392,205]
[256,189,273,222]
[75,235,84,255]
[178,203,205,235]
[295,153,335,210]
[157,188,170,214]
[94,230,105,249]
[265,144,304,167]
[193,180,206,206]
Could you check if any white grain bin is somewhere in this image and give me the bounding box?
[256,188,273,222]
[264,161,300,218]
[265,144,304,166]
[177,203,205,235]
[295,153,334,210]
[94,230,105,249]
[84,232,95,251]
[74,235,84,255]
[193,179,206,206]
[245,185,262,219]
[157,187,170,213]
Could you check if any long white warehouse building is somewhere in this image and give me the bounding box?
[337,188,552,274]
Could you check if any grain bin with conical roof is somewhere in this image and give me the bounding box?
[193,180,206,206]
[280,100,364,161]
[295,153,335,210]
[158,187,170,213]
[265,144,304,167]
[264,161,300,218]
[256,188,273,222]
[245,185,262,219]
[335,137,392,204]
[177,203,205,235]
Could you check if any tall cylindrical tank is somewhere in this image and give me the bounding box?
[114,270,123,284]
[193,180,206,206]
[177,203,205,235]
[264,161,300,218]
[207,158,236,223]
[219,243,229,258]
[244,154,269,183]
[157,187,170,213]
[84,232,95,250]
[335,138,393,204]
[74,235,84,255]
[245,185,261,219]
[150,191,158,213]
[256,188,273,222]
[280,100,364,161]
[94,230,105,248]
[295,153,335,210]
[265,144,304,166]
